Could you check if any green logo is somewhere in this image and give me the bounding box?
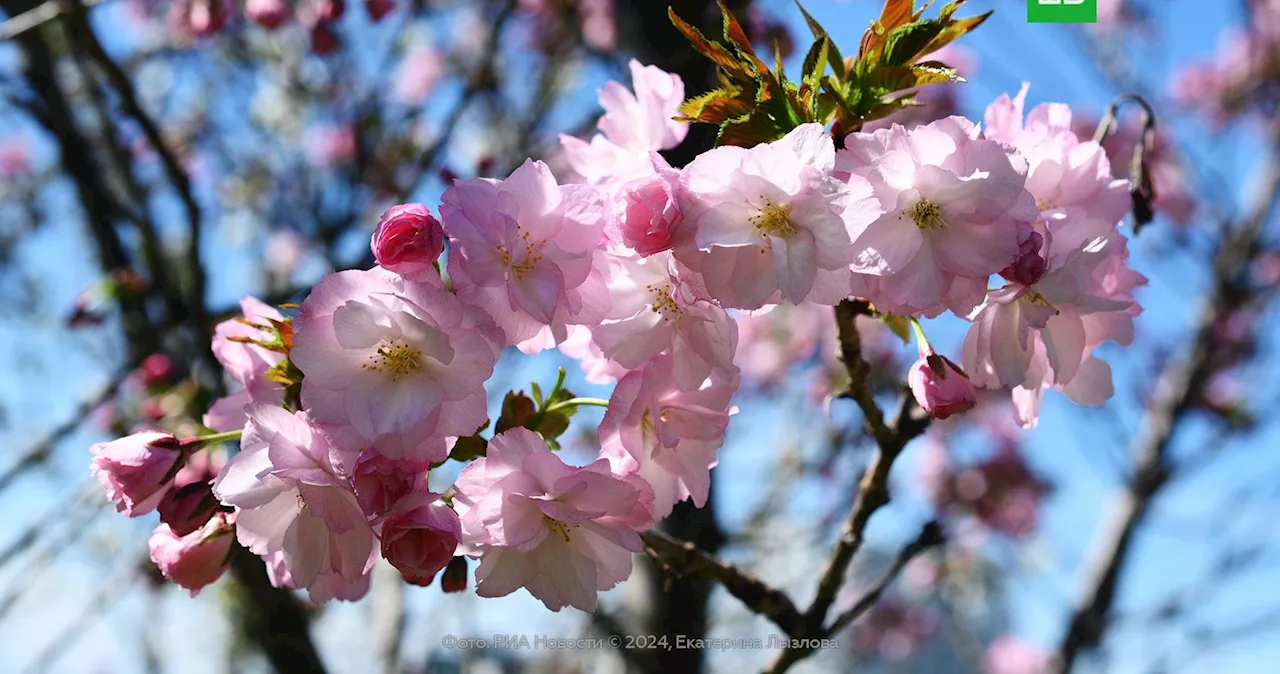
[1027,0,1097,23]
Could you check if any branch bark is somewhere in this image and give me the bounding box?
[1053,118,1280,672]
[764,300,933,674]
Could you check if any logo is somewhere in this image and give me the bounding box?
[1027,0,1097,23]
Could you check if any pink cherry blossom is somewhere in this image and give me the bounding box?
[441,159,611,349]
[676,123,881,309]
[560,60,687,184]
[838,116,1039,316]
[599,355,738,519]
[290,268,500,462]
[371,203,445,283]
[590,251,738,390]
[149,513,235,596]
[613,154,682,256]
[557,325,631,385]
[984,636,1051,674]
[352,449,429,518]
[908,348,977,421]
[204,297,286,433]
[213,405,376,601]
[963,234,1144,428]
[393,46,442,105]
[170,0,231,38]
[453,428,653,611]
[377,491,461,586]
[984,85,1130,254]
[90,431,184,516]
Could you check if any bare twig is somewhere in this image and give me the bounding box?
[824,521,945,637]
[0,0,104,40]
[640,529,806,637]
[764,299,933,674]
[0,365,131,494]
[1054,118,1280,673]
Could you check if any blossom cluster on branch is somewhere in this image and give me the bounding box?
[87,1,1145,619]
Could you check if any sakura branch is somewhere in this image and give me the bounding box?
[74,1,1152,670]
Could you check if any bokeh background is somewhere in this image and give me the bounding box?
[1,0,1277,672]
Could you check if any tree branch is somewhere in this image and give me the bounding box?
[641,529,806,637]
[1053,117,1280,672]
[764,299,933,674]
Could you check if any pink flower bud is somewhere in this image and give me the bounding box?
[616,161,682,257]
[137,353,173,387]
[158,480,221,537]
[908,352,977,420]
[311,20,339,55]
[371,203,445,281]
[148,514,235,596]
[365,0,395,21]
[246,0,291,29]
[440,555,468,593]
[90,431,184,516]
[378,492,461,586]
[177,0,231,38]
[353,450,428,518]
[999,229,1048,286]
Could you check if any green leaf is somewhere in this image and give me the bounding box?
[535,412,572,446]
[880,313,912,344]
[882,21,945,68]
[449,435,487,462]
[795,1,845,78]
[530,382,544,407]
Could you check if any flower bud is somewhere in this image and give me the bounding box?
[1000,229,1048,287]
[353,450,428,518]
[90,431,184,516]
[246,0,291,29]
[365,0,395,21]
[908,352,977,420]
[440,555,468,593]
[311,20,339,55]
[616,160,682,257]
[371,203,445,282]
[378,493,461,586]
[158,480,222,537]
[148,513,235,596]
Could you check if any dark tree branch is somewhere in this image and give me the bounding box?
[1054,118,1280,673]
[764,300,933,674]
[641,529,806,637]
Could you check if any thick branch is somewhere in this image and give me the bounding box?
[641,530,805,637]
[1054,119,1280,672]
[765,300,933,674]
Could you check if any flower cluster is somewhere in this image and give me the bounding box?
[90,62,1143,610]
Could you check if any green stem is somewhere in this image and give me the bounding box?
[186,430,243,449]
[908,316,932,354]
[543,397,610,415]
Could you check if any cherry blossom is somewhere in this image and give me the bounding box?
[599,355,738,519]
[148,513,236,596]
[560,60,687,184]
[453,428,653,611]
[442,160,611,349]
[839,117,1039,316]
[290,268,501,462]
[212,405,376,601]
[204,297,286,433]
[91,431,184,516]
[676,123,881,309]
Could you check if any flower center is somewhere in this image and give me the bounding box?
[545,517,576,543]
[363,340,423,380]
[646,282,686,322]
[496,231,545,280]
[750,200,796,250]
[908,198,945,230]
[1036,198,1058,211]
